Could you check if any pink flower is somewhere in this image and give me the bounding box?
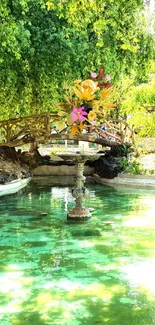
[71,106,87,122]
[91,72,97,79]
[103,74,111,82]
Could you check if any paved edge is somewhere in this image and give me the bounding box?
[93,173,155,188]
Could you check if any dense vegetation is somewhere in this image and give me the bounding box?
[0,0,155,136]
[120,75,155,137]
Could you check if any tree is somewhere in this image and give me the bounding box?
[0,0,154,120]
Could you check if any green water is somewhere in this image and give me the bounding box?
[0,182,155,325]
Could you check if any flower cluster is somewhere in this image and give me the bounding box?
[58,67,116,136]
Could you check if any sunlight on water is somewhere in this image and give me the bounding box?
[122,259,155,295]
[0,182,155,325]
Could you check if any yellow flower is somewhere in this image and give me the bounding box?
[46,1,53,9]
[93,107,100,113]
[73,79,99,101]
[73,85,94,101]
[88,110,97,122]
[82,79,99,92]
[92,100,100,111]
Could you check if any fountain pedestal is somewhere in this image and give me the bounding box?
[68,160,91,220]
[58,152,101,221]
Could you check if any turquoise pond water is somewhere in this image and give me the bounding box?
[0,181,155,325]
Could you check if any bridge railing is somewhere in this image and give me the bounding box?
[0,113,58,144]
[0,113,135,147]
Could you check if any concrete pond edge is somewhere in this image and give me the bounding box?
[32,164,155,188]
[93,173,155,188]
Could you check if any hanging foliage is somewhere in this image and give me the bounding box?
[0,0,154,120]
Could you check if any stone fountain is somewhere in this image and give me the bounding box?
[58,150,101,221]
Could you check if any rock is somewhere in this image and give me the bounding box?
[0,171,17,184]
[0,146,31,184]
[95,156,122,179]
[94,145,131,179]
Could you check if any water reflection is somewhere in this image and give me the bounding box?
[0,183,155,324]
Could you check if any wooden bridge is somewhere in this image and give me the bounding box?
[0,113,135,148]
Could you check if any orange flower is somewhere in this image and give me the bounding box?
[79,122,85,131]
[101,102,116,109]
[71,125,79,136]
[101,88,112,98]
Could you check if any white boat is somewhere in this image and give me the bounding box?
[0,177,31,196]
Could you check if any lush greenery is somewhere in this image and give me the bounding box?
[0,0,154,120]
[113,73,155,137]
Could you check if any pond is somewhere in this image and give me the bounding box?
[0,182,155,325]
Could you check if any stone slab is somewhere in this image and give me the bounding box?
[93,173,155,188]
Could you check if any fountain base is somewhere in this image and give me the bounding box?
[67,207,91,221]
[58,152,101,221]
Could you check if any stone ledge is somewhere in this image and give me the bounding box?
[117,173,155,179]
[93,173,155,188]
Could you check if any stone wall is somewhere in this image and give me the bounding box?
[33,165,95,176]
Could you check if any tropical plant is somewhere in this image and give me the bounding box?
[120,157,145,175]
[119,75,155,137]
[57,67,116,135]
